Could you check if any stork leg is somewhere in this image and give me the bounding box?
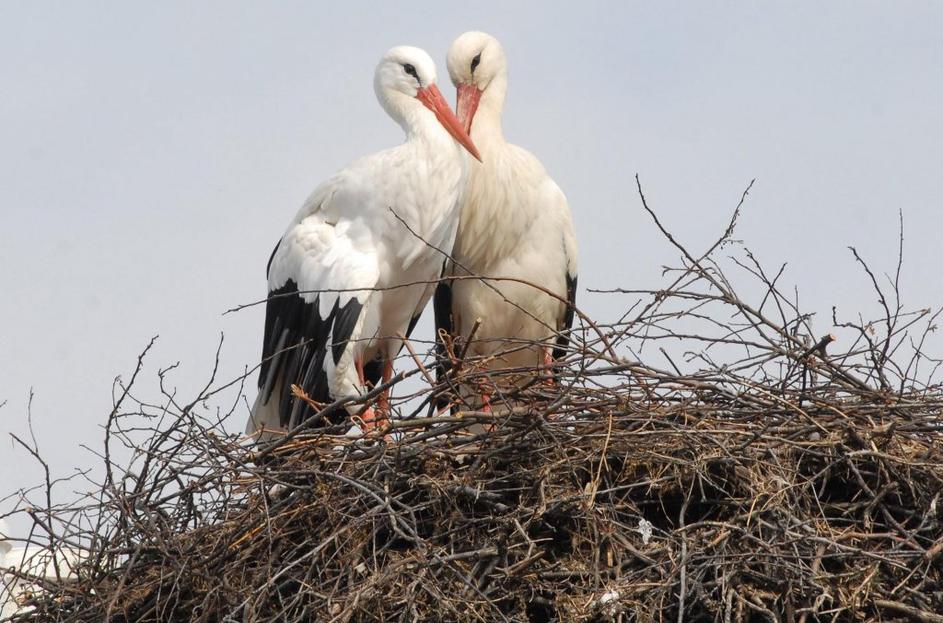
[542,347,557,386]
[377,360,394,420]
[355,357,381,433]
[542,348,570,424]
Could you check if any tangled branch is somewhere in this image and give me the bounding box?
[3,181,941,622]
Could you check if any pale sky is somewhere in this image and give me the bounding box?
[2,2,942,533]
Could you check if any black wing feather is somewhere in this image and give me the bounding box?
[331,298,364,365]
[257,277,363,428]
[551,273,578,361]
[433,281,453,344]
[404,309,423,340]
[432,280,454,410]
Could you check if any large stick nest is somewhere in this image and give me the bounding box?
[3,181,942,622]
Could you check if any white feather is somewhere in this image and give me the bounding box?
[247,46,471,436]
[1,521,82,619]
[445,32,579,371]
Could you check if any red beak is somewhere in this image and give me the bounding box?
[416,84,482,162]
[456,83,483,135]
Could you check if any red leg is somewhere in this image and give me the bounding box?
[355,356,380,432]
[377,360,393,423]
[542,347,556,386]
[355,357,366,384]
[381,360,396,439]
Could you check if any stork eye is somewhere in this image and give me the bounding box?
[403,63,418,79]
[470,53,481,73]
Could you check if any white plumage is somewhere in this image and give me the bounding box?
[436,32,578,402]
[246,46,479,436]
[1,520,81,619]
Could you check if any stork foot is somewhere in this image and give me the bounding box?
[541,348,557,386]
[358,406,389,433]
[352,357,392,436]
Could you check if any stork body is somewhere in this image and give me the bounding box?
[247,47,479,436]
[1,520,81,619]
[436,32,578,403]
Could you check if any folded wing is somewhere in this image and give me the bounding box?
[252,215,379,431]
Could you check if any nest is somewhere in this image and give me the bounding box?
[3,180,942,622]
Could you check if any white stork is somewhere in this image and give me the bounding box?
[246,46,480,437]
[435,32,578,408]
[1,520,81,618]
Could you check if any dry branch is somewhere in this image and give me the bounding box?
[3,182,942,622]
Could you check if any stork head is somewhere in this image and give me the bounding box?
[375,46,481,161]
[447,31,507,134]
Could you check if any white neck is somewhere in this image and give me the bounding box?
[471,72,508,146]
[379,93,455,155]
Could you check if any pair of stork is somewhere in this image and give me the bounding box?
[245,32,577,437]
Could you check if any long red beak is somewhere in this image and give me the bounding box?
[417,84,482,162]
[456,83,482,135]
